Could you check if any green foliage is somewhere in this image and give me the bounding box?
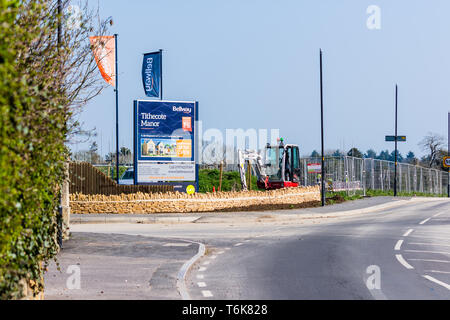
[198,169,261,193]
[0,0,77,299]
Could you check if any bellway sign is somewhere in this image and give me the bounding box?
[133,100,198,193]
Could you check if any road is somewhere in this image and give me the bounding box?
[45,197,450,299]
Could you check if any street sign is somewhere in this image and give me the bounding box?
[444,156,450,168]
[385,135,406,142]
[307,163,322,173]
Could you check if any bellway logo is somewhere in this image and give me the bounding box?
[173,106,191,113]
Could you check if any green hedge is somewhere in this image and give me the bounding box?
[0,0,68,299]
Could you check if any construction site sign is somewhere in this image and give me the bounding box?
[444,156,450,168]
[307,163,322,173]
[134,100,198,193]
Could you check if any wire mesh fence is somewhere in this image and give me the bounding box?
[199,156,449,196]
[300,156,449,196]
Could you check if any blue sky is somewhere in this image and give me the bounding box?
[73,0,450,159]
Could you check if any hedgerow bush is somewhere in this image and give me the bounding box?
[0,0,109,299]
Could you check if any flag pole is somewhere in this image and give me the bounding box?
[159,49,163,100]
[115,34,119,184]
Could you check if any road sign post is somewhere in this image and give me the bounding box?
[384,85,407,197]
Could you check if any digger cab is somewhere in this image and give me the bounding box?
[261,139,301,189]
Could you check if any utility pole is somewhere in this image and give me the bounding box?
[115,34,119,184]
[320,49,325,206]
[394,85,398,197]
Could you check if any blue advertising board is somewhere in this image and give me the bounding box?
[134,100,198,193]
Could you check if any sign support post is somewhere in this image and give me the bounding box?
[394,85,398,197]
[114,33,119,184]
[320,49,325,206]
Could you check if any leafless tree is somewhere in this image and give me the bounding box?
[418,132,446,168]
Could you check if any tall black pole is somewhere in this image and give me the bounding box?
[115,34,119,184]
[394,84,398,197]
[320,49,325,206]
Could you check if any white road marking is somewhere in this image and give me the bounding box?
[433,213,443,218]
[409,235,450,241]
[408,242,450,248]
[197,282,207,288]
[395,240,404,251]
[199,267,207,272]
[210,255,217,259]
[234,243,243,247]
[404,249,450,255]
[419,218,431,225]
[217,251,225,255]
[424,270,450,274]
[396,254,414,269]
[202,290,213,297]
[196,274,204,279]
[423,275,450,290]
[409,259,450,264]
[403,229,414,237]
[225,247,231,250]
[202,261,211,265]
[164,243,192,247]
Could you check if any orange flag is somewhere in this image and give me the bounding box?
[89,36,116,86]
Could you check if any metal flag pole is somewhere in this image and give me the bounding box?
[159,49,163,100]
[115,34,119,184]
[394,85,398,197]
[320,49,325,206]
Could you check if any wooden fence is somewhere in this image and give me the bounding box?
[69,162,174,195]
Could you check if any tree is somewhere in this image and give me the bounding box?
[310,150,320,158]
[377,150,390,161]
[347,147,363,158]
[389,150,403,163]
[405,151,418,165]
[418,133,446,168]
[364,149,377,159]
[331,150,344,157]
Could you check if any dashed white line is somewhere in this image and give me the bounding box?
[217,251,225,255]
[433,213,443,218]
[202,261,211,265]
[395,240,404,251]
[196,274,204,279]
[202,290,213,297]
[424,270,450,275]
[409,258,450,264]
[197,282,207,288]
[423,275,450,290]
[408,242,450,248]
[403,229,414,237]
[396,254,414,269]
[404,249,450,255]
[234,243,243,247]
[210,255,217,259]
[419,218,431,225]
[199,267,207,272]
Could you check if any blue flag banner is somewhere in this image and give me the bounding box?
[142,51,162,98]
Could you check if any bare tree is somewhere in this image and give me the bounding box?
[418,132,446,168]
